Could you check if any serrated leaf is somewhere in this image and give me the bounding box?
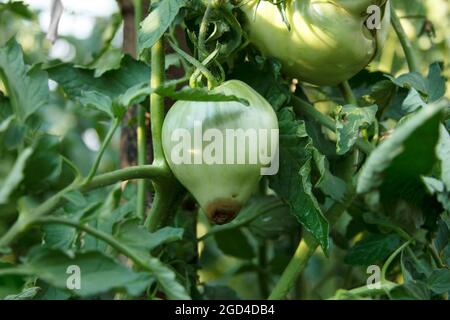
[427,269,450,294]
[335,104,377,155]
[386,72,428,94]
[155,84,249,105]
[116,82,151,108]
[357,101,447,201]
[344,233,401,265]
[18,248,152,297]
[46,55,149,100]
[0,1,34,20]
[138,0,187,56]
[0,147,33,204]
[269,108,329,253]
[0,38,49,121]
[79,90,113,117]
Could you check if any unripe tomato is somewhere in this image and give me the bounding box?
[241,0,391,85]
[162,80,279,224]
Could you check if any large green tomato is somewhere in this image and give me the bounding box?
[162,80,279,224]
[241,0,391,85]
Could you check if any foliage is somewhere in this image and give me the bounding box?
[0,0,449,301]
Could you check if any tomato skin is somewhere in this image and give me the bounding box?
[162,80,279,224]
[241,0,391,86]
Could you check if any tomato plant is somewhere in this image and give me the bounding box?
[0,0,449,301]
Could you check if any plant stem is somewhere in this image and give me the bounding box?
[338,81,357,105]
[390,2,420,73]
[268,231,317,300]
[83,165,168,191]
[168,40,218,88]
[198,0,213,60]
[84,118,121,186]
[268,191,356,300]
[144,180,184,232]
[291,95,374,155]
[329,280,397,300]
[0,165,166,249]
[136,104,147,220]
[150,16,167,167]
[381,240,412,281]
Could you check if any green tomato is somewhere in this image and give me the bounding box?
[241,0,391,85]
[162,80,279,224]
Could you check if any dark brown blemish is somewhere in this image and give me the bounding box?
[206,199,242,225]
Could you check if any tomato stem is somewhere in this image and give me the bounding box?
[83,117,121,186]
[291,95,374,155]
[136,104,148,220]
[390,2,421,73]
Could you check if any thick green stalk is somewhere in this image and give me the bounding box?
[390,2,420,73]
[150,22,167,167]
[136,105,147,220]
[268,192,356,300]
[144,180,184,232]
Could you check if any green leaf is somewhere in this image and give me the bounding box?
[0,147,33,204]
[19,248,153,297]
[401,88,426,114]
[427,62,446,103]
[116,82,151,108]
[437,125,450,190]
[215,228,255,259]
[42,224,77,251]
[155,84,249,105]
[79,91,113,117]
[357,101,447,200]
[247,197,298,239]
[390,280,431,300]
[137,0,187,56]
[115,220,183,253]
[46,55,149,100]
[4,287,40,300]
[89,49,123,78]
[230,58,290,111]
[386,72,428,94]
[269,108,329,253]
[23,135,62,193]
[0,38,49,121]
[427,269,450,294]
[344,233,401,266]
[0,1,34,20]
[335,104,377,155]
